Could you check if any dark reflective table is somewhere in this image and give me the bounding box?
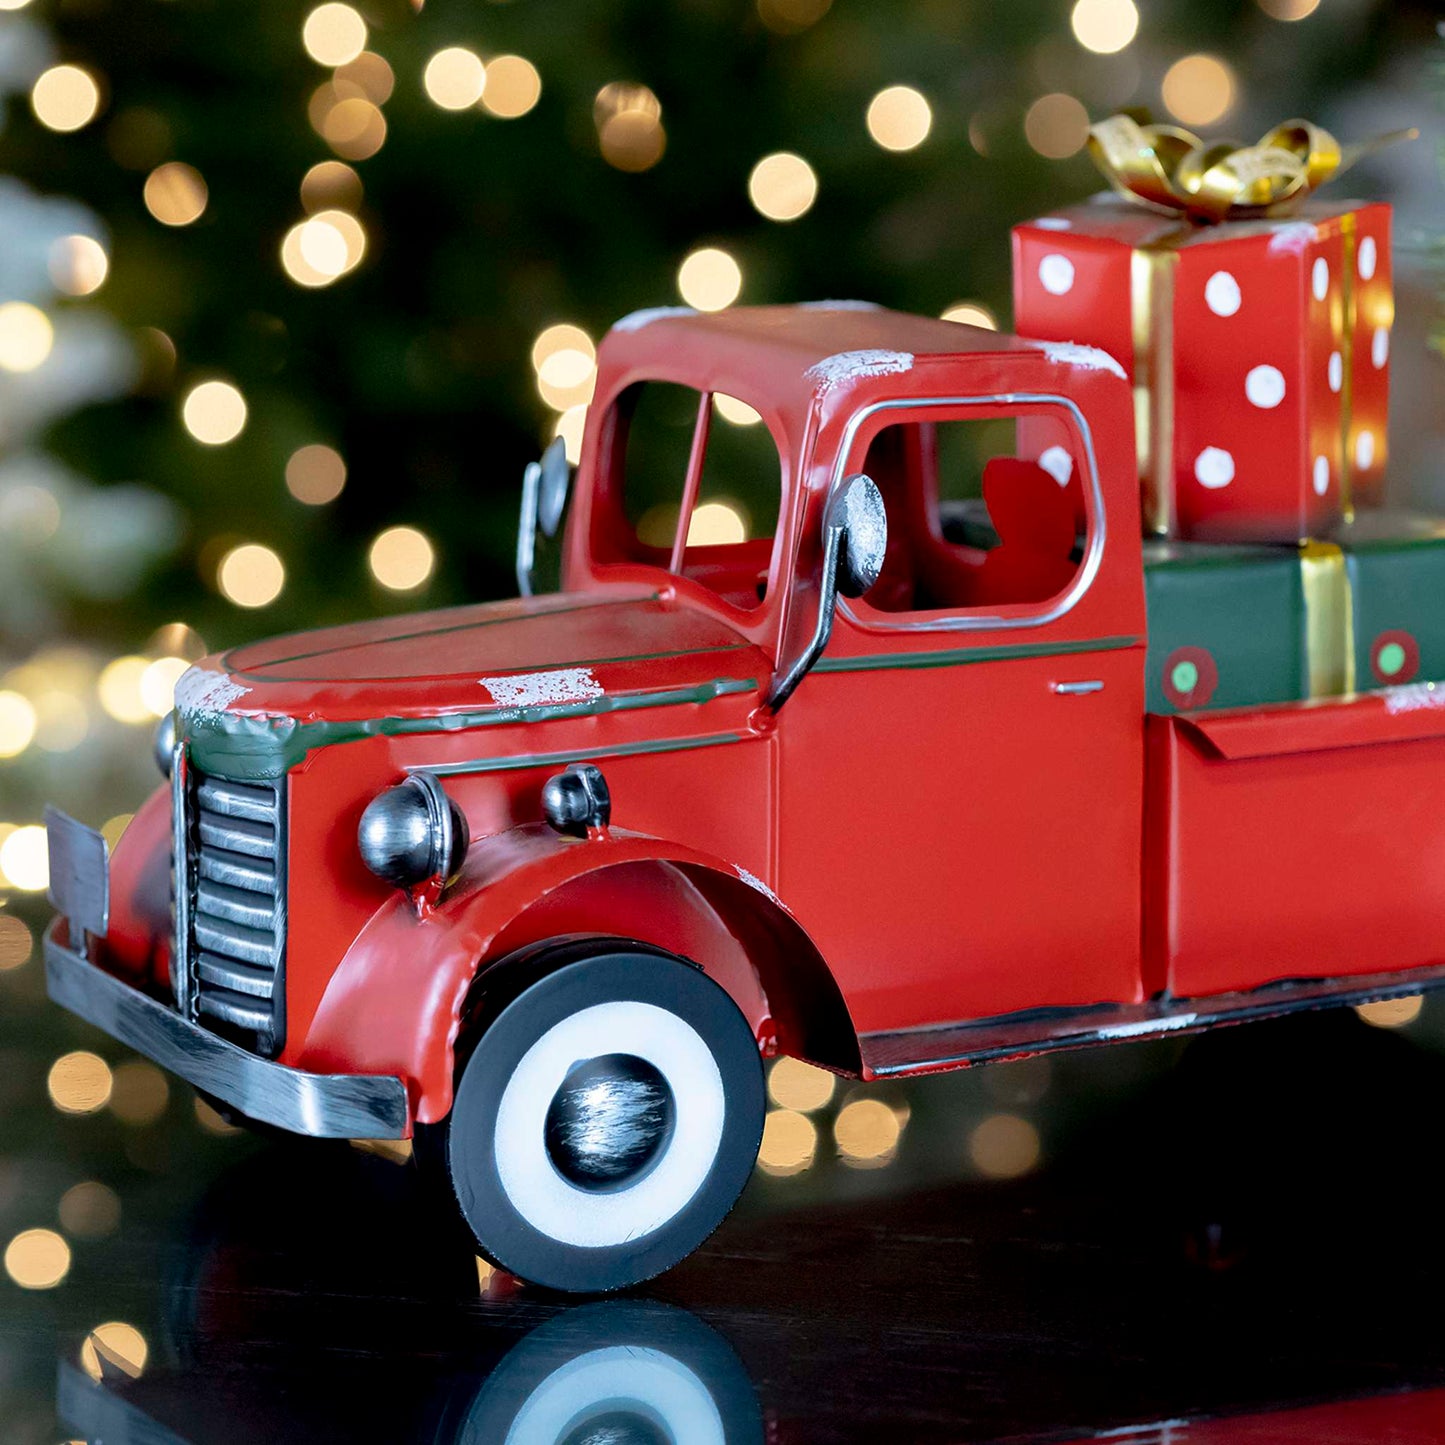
[7,907,1445,1443]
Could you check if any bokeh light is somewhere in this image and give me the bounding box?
[553,406,588,465]
[48,234,109,296]
[481,55,542,118]
[143,162,208,226]
[0,826,49,891]
[140,656,188,716]
[218,544,285,608]
[866,85,932,152]
[1257,0,1320,16]
[58,1182,121,1239]
[4,1229,71,1289]
[101,814,133,849]
[80,1322,149,1382]
[1162,54,1236,127]
[686,502,746,546]
[1357,995,1424,1029]
[1024,93,1091,159]
[834,1096,903,1167]
[424,48,486,110]
[0,912,33,970]
[301,160,363,213]
[336,51,394,104]
[48,1050,114,1114]
[110,1059,170,1124]
[748,152,818,222]
[715,394,762,426]
[757,1108,817,1176]
[302,3,367,67]
[182,380,247,445]
[941,302,998,329]
[316,95,386,160]
[595,83,666,172]
[0,303,54,373]
[677,247,742,311]
[97,656,154,724]
[969,1112,1042,1179]
[767,1057,836,1112]
[1070,0,1140,54]
[194,1095,243,1135]
[286,444,347,504]
[368,526,436,591]
[533,324,598,410]
[31,65,101,132]
[0,691,38,757]
[757,0,831,33]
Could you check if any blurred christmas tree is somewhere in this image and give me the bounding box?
[0,0,1437,860]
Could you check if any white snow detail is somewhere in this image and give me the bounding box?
[1032,216,1073,231]
[610,306,698,333]
[1031,340,1127,381]
[1204,271,1241,317]
[798,299,881,310]
[1038,253,1076,296]
[1267,222,1319,255]
[479,667,604,708]
[1096,1013,1198,1041]
[1385,682,1445,715]
[803,348,913,396]
[1245,364,1286,410]
[1194,447,1235,490]
[174,666,250,717]
[735,865,780,904]
[1038,445,1074,487]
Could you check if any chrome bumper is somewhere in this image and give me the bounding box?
[42,809,408,1140]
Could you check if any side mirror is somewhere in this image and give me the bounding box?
[765,472,886,711]
[515,436,572,598]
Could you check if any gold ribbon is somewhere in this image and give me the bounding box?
[1088,112,1416,225]
[1299,541,1355,697]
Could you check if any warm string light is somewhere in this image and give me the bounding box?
[80,1323,149,1382]
[143,162,208,226]
[30,65,102,132]
[286,444,347,504]
[481,56,541,118]
[747,152,818,222]
[181,380,247,444]
[0,826,49,891]
[677,248,742,311]
[0,303,54,373]
[368,526,436,590]
[424,48,486,110]
[1070,0,1140,54]
[48,235,109,295]
[1024,93,1090,159]
[594,83,665,172]
[941,302,999,329]
[217,543,285,608]
[866,85,932,152]
[302,3,367,67]
[1162,54,1236,126]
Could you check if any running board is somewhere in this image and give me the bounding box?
[858,963,1445,1079]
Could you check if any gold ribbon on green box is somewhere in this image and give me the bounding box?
[1083,112,1415,535]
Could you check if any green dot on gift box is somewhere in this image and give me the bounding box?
[1170,659,1199,695]
[1377,641,1407,678]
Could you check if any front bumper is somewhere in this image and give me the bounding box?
[43,811,409,1140]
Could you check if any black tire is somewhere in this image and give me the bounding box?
[445,945,765,1293]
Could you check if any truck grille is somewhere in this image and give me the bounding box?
[176,767,288,1056]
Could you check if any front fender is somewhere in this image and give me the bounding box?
[297,824,856,1124]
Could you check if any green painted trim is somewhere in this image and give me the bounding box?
[183,676,759,781]
[422,731,751,778]
[813,634,1140,675]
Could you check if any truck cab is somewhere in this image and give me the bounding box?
[44,303,1445,1293]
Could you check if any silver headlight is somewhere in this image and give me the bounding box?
[358,771,468,889]
[153,711,177,778]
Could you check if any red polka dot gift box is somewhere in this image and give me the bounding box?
[1012,196,1392,544]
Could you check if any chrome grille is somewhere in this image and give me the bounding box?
[177,767,287,1055]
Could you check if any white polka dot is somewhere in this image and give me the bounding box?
[1034,216,1073,231]
[1194,447,1235,490]
[1313,455,1330,497]
[1372,327,1390,369]
[1328,351,1343,393]
[1355,431,1376,471]
[1204,271,1241,318]
[1245,364,1286,409]
[1358,236,1378,281]
[1038,445,1074,487]
[1039,254,1075,296]
[1312,257,1330,303]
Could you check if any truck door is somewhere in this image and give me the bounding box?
[775,394,1147,1038]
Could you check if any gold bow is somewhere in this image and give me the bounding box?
[1088,112,1417,224]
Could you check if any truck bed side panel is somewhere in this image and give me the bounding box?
[1144,694,1445,998]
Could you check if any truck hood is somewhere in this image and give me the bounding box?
[174,587,768,773]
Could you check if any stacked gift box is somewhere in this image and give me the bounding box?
[1007,113,1431,716]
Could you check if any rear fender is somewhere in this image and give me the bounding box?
[298,824,858,1124]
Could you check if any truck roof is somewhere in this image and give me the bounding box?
[595,303,1078,443]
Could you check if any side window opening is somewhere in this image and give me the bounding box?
[857,411,1086,616]
[603,381,782,612]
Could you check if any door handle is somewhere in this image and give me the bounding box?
[1050,679,1104,695]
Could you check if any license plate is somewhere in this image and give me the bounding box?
[44,807,109,941]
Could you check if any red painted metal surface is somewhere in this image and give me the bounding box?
[85,302,1445,1130]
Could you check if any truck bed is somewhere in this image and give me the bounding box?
[1143,685,1445,997]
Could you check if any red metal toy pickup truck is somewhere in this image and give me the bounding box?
[43,302,1445,1292]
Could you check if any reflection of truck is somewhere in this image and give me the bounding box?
[43,304,1445,1293]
